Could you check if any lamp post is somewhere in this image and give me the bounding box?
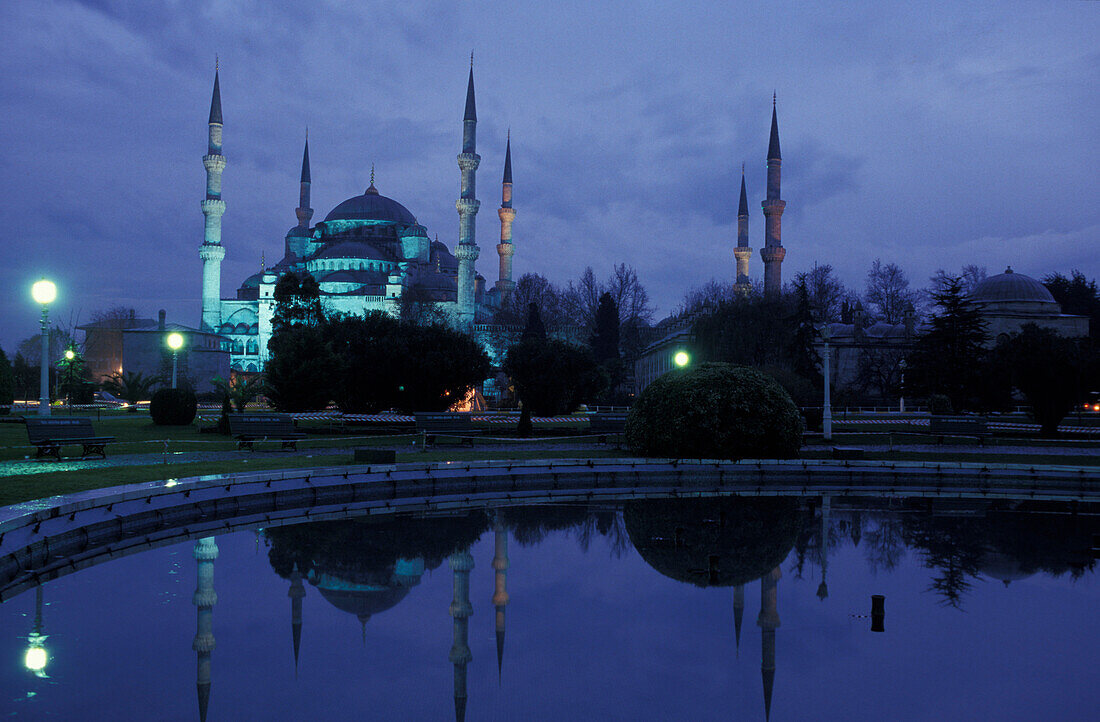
[31,279,57,417]
[167,333,184,389]
[673,350,690,368]
[821,325,833,441]
[898,359,906,414]
[63,348,75,413]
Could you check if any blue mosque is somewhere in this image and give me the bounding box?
[196,63,516,372]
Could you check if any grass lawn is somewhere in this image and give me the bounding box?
[0,447,624,507]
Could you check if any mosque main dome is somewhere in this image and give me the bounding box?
[323,185,418,225]
[970,267,1056,305]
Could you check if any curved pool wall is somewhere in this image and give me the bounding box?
[1,458,1096,601]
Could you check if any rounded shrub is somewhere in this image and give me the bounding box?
[150,388,198,426]
[625,362,804,460]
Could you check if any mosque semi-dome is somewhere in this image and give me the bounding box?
[323,186,418,225]
[970,267,1057,305]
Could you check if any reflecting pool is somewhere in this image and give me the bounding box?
[2,494,1098,720]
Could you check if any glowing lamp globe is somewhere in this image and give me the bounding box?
[64,349,75,361]
[166,333,184,350]
[673,351,690,368]
[24,646,47,672]
[31,279,57,305]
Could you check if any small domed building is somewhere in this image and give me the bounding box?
[968,267,1089,345]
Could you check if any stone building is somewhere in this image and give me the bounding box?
[969,267,1089,344]
[196,63,518,372]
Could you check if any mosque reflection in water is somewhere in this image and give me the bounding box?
[167,493,1100,722]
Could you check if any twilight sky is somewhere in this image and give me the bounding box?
[1,0,1097,350]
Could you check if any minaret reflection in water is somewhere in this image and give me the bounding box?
[491,516,510,681]
[449,548,474,722]
[192,537,218,722]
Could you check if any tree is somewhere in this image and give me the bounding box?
[905,277,990,411]
[265,323,336,411]
[522,303,547,342]
[103,371,162,408]
[504,339,604,416]
[57,343,94,404]
[17,326,71,367]
[864,259,916,324]
[396,283,447,326]
[1044,270,1100,341]
[794,263,847,323]
[562,264,654,333]
[679,280,741,315]
[12,353,35,403]
[0,348,14,409]
[211,375,264,412]
[272,272,324,331]
[930,265,987,297]
[589,293,620,364]
[995,325,1098,437]
[498,273,564,326]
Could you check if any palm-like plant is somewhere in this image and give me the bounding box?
[103,371,163,410]
[211,375,265,412]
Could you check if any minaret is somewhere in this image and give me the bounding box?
[454,58,481,331]
[817,496,830,601]
[757,566,781,722]
[732,583,745,654]
[760,94,786,300]
[289,563,306,673]
[296,134,313,229]
[733,164,752,294]
[495,133,516,303]
[449,549,474,722]
[491,518,510,680]
[200,64,227,332]
[192,537,219,722]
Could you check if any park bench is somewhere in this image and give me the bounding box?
[25,417,115,460]
[589,413,628,443]
[929,416,989,444]
[414,412,478,447]
[228,414,306,451]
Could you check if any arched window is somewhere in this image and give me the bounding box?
[246,340,258,355]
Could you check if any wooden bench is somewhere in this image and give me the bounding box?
[414,412,478,447]
[929,416,989,444]
[25,417,115,460]
[228,414,306,451]
[589,413,628,443]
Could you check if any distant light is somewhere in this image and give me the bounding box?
[31,279,57,305]
[24,646,47,672]
[164,480,178,487]
[673,351,690,368]
[64,349,75,361]
[167,333,184,350]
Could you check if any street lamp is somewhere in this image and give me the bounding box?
[821,325,833,441]
[63,347,76,413]
[31,279,57,417]
[673,351,690,368]
[167,332,184,389]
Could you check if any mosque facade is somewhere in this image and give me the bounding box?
[196,65,515,372]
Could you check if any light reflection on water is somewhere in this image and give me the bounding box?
[1,494,1098,721]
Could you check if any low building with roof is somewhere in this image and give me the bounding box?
[968,267,1089,344]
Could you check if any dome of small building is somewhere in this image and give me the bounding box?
[323,188,418,225]
[970,267,1056,305]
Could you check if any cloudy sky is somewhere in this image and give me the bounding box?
[1,0,1097,350]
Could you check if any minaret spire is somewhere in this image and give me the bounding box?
[757,567,781,722]
[200,64,227,331]
[732,583,745,654]
[449,550,475,722]
[295,133,313,228]
[192,537,219,722]
[760,94,786,299]
[455,60,482,330]
[496,133,516,303]
[289,563,306,674]
[491,518,511,682]
[733,162,752,293]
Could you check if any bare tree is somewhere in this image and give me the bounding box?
[864,259,916,324]
[563,264,654,332]
[929,265,987,297]
[795,263,847,323]
[499,273,565,326]
[562,266,602,330]
[679,279,741,315]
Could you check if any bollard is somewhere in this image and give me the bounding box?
[871,594,885,632]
